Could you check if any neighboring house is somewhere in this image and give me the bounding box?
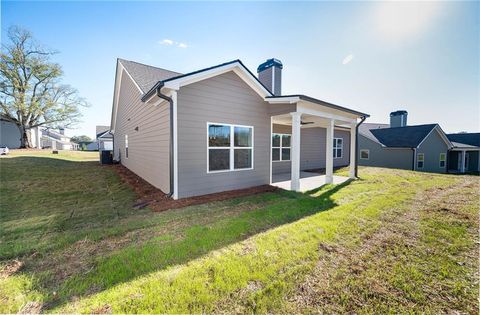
[77,141,97,151]
[96,127,113,151]
[358,111,479,173]
[0,119,42,148]
[111,58,369,199]
[446,133,480,173]
[41,128,79,150]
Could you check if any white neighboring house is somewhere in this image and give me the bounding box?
[97,130,113,151]
[1,118,42,149]
[41,128,79,150]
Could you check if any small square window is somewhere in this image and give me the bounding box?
[360,150,369,160]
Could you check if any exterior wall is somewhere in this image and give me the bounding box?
[99,139,113,151]
[358,135,414,170]
[177,71,271,198]
[416,129,449,173]
[466,151,479,172]
[271,124,351,175]
[0,120,21,148]
[113,69,170,193]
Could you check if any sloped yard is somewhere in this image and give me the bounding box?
[0,151,478,313]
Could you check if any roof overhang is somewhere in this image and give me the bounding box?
[417,124,453,149]
[142,60,273,104]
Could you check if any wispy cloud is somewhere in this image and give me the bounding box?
[342,54,354,65]
[159,39,188,48]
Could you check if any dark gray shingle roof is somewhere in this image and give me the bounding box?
[119,59,181,93]
[358,123,389,143]
[446,133,480,147]
[369,124,438,148]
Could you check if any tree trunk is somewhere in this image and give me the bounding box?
[18,125,32,148]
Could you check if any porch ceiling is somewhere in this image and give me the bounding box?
[272,113,352,128]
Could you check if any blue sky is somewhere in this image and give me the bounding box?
[2,1,479,137]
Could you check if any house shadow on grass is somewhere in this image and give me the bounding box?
[1,155,353,310]
[49,180,353,310]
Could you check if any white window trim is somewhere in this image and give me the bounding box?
[360,149,370,160]
[125,134,129,159]
[272,133,291,162]
[417,153,425,169]
[439,152,446,168]
[333,137,343,159]
[206,122,254,174]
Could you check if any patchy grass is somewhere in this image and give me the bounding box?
[1,151,478,313]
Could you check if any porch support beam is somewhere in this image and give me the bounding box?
[290,112,302,191]
[349,121,356,179]
[460,150,466,173]
[325,118,334,184]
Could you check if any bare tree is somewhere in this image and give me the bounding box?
[0,26,88,148]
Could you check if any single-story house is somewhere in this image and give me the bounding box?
[446,133,480,173]
[358,110,480,173]
[41,128,79,150]
[111,58,369,199]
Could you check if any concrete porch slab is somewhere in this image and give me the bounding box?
[272,171,350,192]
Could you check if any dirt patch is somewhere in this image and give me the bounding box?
[1,259,24,278]
[91,304,112,314]
[111,164,277,212]
[18,301,43,314]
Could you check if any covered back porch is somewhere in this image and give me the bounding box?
[267,95,368,191]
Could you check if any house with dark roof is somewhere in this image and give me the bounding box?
[358,111,479,173]
[110,58,369,199]
[446,133,480,173]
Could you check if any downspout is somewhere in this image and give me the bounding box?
[354,115,367,178]
[155,82,175,197]
[412,148,416,171]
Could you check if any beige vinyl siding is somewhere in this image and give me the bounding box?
[177,71,271,198]
[271,124,351,175]
[113,69,170,193]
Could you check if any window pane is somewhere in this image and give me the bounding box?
[282,148,290,161]
[282,135,291,147]
[360,150,369,159]
[272,134,280,147]
[272,148,280,161]
[440,161,445,167]
[209,149,230,171]
[234,149,252,169]
[209,125,230,147]
[337,138,343,146]
[234,127,252,147]
[418,161,424,168]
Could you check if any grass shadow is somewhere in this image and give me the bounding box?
[0,155,352,311]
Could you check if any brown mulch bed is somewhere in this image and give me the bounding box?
[111,164,277,212]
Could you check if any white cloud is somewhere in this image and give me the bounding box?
[159,39,174,46]
[342,54,354,65]
[159,39,188,48]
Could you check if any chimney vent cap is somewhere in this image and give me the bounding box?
[390,110,408,117]
[257,58,283,72]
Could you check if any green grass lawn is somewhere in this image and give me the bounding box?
[0,150,478,313]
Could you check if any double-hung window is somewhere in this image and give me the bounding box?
[333,138,343,159]
[360,149,369,160]
[272,133,291,161]
[439,153,446,168]
[207,123,253,173]
[417,153,424,169]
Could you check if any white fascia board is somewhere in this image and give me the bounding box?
[296,102,357,124]
[266,96,300,104]
[162,62,271,98]
[416,125,453,149]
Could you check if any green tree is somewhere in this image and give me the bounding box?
[71,135,92,143]
[0,26,88,148]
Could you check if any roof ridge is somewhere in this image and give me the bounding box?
[118,58,182,75]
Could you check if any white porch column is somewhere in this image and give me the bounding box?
[291,112,302,191]
[460,150,466,173]
[349,121,356,179]
[325,119,334,184]
[36,126,42,149]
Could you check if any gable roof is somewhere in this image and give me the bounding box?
[97,130,113,139]
[446,133,480,148]
[141,59,272,102]
[118,59,181,93]
[358,123,390,144]
[369,124,438,148]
